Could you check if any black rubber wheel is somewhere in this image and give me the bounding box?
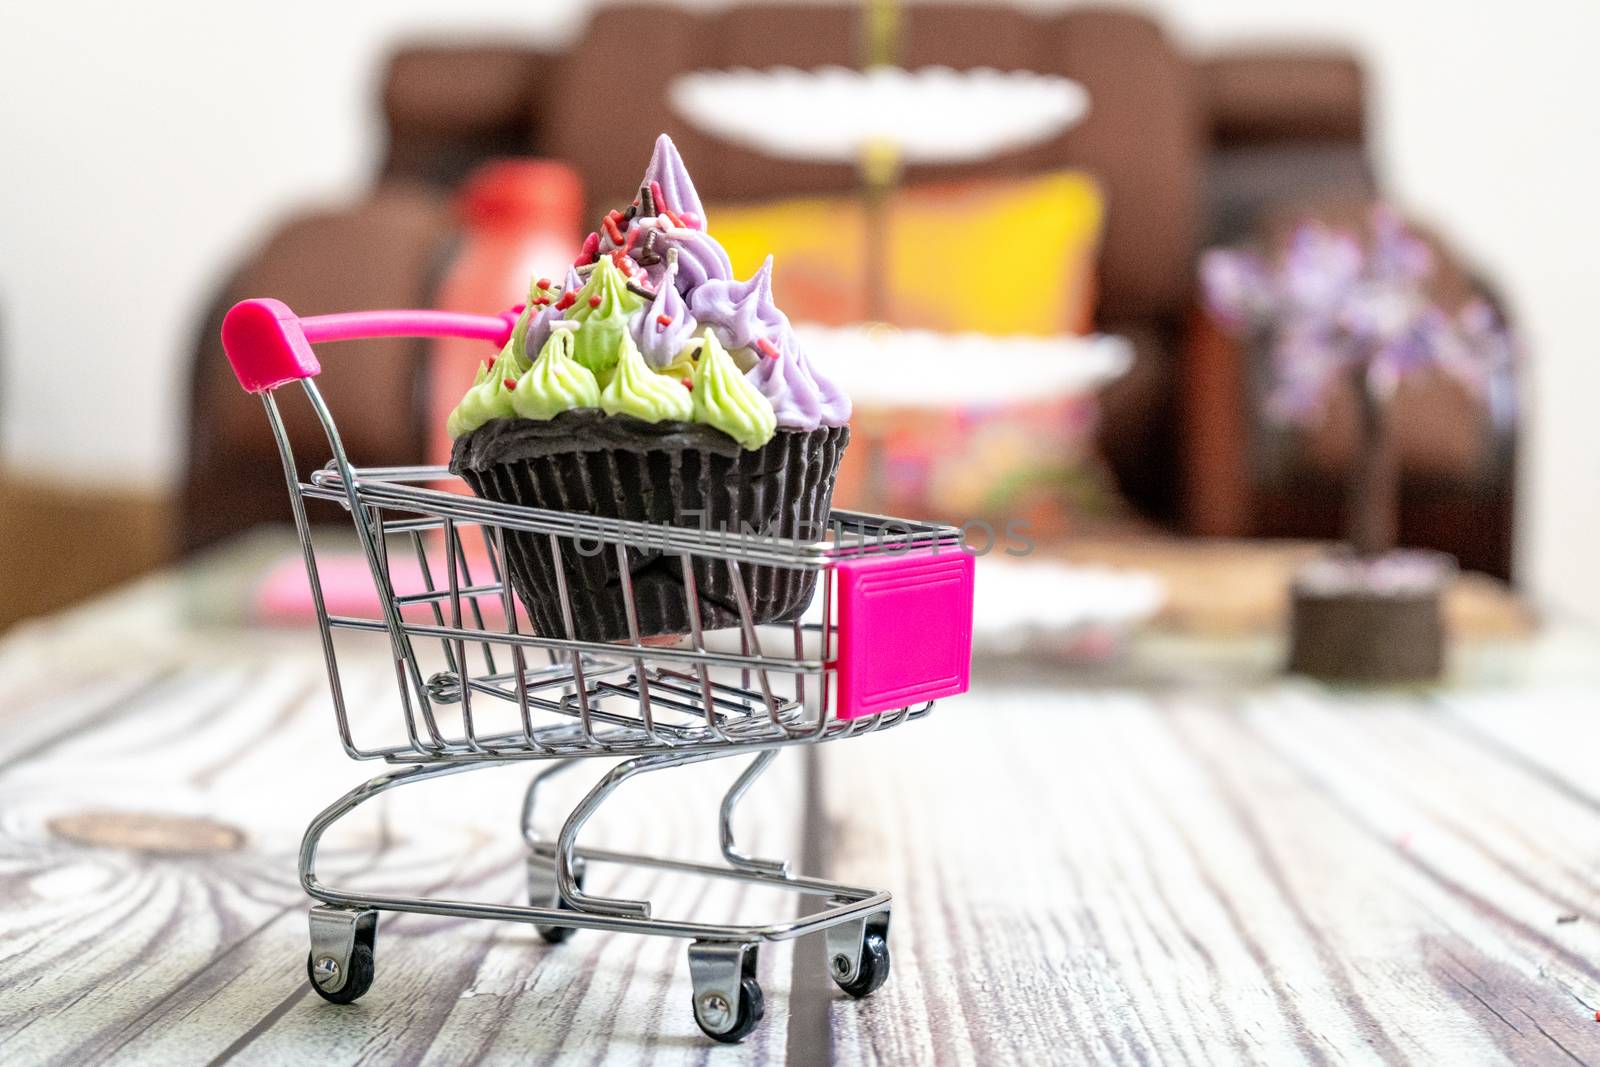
[833,931,890,998]
[306,941,375,1004]
[695,976,765,1044]
[535,869,584,945]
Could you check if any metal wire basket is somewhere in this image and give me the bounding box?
[222,298,975,1043]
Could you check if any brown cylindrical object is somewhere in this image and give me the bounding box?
[1287,552,1449,684]
[1344,372,1400,558]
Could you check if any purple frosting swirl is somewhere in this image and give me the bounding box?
[642,222,732,294]
[643,132,705,224]
[574,134,851,431]
[746,331,852,431]
[629,254,699,368]
[598,217,732,296]
[688,256,789,353]
[525,266,584,357]
[691,257,850,430]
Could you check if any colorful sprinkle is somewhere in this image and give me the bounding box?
[575,231,600,266]
[662,208,687,229]
[554,291,577,311]
[503,378,517,390]
[649,180,667,214]
[588,295,601,308]
[756,338,781,360]
[635,228,663,267]
[536,277,552,290]
[602,215,625,245]
[681,379,692,389]
[657,314,674,327]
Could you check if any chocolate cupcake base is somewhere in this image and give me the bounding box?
[450,412,849,643]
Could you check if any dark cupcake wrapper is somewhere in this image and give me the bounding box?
[450,411,848,643]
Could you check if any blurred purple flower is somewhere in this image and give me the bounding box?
[1452,299,1519,428]
[1368,205,1433,283]
[1282,223,1364,315]
[1264,321,1347,424]
[1200,206,1517,427]
[1199,248,1271,327]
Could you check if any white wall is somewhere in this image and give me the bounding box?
[2,0,1596,621]
[0,0,586,489]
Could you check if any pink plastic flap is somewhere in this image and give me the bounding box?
[222,298,320,394]
[832,547,975,719]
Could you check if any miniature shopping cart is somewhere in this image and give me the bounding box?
[221,298,975,1043]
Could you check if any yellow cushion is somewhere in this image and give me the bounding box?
[709,170,1104,335]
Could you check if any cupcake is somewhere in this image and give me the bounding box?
[447,135,851,643]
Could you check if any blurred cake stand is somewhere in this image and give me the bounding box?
[670,65,1089,318]
[790,324,1131,408]
[793,324,1131,507]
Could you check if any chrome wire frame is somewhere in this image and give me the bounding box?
[268,378,951,948]
[300,757,895,945]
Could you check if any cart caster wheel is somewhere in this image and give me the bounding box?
[694,975,764,1044]
[529,854,585,945]
[832,930,890,998]
[306,905,378,1004]
[306,941,375,1004]
[688,941,764,1043]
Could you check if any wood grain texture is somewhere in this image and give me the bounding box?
[0,647,811,1065]
[817,686,1600,1066]
[1,554,1597,1065]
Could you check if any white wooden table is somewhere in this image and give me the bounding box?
[2,539,1599,1065]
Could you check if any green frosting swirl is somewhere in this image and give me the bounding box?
[567,256,644,387]
[445,262,790,450]
[690,328,777,450]
[447,355,521,438]
[601,332,693,423]
[512,326,600,420]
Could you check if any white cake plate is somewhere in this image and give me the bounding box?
[670,66,1089,166]
[793,324,1131,408]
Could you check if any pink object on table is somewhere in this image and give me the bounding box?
[252,553,505,628]
[832,547,975,719]
[253,554,421,625]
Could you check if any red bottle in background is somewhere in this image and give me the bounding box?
[428,160,584,473]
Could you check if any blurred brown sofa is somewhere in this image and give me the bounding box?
[185,4,1514,577]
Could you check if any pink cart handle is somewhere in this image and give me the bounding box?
[221,298,519,394]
